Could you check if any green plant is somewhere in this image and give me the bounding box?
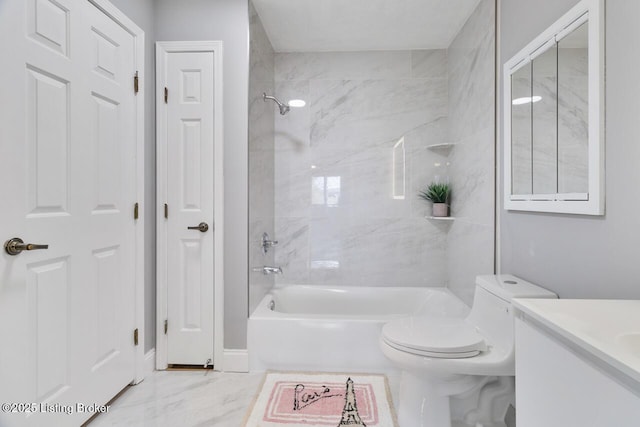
[418,182,451,204]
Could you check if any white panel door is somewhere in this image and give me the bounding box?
[165,52,216,366]
[0,1,139,426]
[78,0,137,405]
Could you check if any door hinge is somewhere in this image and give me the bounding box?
[164,87,168,103]
[164,319,168,335]
[133,328,139,346]
[134,202,139,220]
[134,71,139,94]
[164,203,168,219]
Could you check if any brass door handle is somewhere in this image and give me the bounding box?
[4,238,49,256]
[187,222,209,232]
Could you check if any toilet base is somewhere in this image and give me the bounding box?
[397,371,484,427]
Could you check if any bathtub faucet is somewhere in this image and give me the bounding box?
[253,266,283,275]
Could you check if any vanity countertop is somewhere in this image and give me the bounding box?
[513,298,640,386]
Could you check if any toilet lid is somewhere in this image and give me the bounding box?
[382,317,486,358]
[382,338,482,358]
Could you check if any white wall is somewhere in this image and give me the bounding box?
[107,0,157,353]
[107,0,250,352]
[500,0,640,299]
[154,0,250,349]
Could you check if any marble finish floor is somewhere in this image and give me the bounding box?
[86,370,509,427]
[87,370,264,427]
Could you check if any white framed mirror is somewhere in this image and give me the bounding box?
[503,0,604,215]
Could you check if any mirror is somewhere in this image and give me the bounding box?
[532,43,558,195]
[504,0,603,214]
[558,22,589,194]
[510,63,532,195]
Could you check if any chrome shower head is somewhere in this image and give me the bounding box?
[263,93,290,115]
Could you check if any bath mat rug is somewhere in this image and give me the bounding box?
[243,372,398,427]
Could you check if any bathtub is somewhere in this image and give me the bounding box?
[248,285,470,373]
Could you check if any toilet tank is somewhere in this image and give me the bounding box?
[466,275,557,354]
[475,275,557,302]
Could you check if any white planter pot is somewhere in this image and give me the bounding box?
[432,203,449,217]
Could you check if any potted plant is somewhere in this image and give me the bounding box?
[419,182,451,217]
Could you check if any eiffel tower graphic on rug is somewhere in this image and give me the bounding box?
[337,377,366,426]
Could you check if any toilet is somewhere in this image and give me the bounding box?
[380,275,557,427]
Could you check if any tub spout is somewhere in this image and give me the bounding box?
[252,266,283,275]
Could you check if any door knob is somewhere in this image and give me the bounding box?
[187,222,209,232]
[4,238,49,256]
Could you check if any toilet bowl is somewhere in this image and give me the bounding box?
[380,275,557,427]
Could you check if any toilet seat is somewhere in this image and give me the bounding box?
[382,317,487,359]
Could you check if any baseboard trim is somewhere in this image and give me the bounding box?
[222,349,249,373]
[144,349,156,375]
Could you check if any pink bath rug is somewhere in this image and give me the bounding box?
[243,372,398,427]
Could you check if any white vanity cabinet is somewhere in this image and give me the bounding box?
[514,299,640,427]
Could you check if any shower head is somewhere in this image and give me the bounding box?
[263,93,290,115]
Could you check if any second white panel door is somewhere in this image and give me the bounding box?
[165,51,215,366]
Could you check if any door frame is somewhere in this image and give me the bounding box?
[155,41,225,370]
[90,0,146,384]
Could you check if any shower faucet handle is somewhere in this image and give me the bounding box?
[261,232,278,254]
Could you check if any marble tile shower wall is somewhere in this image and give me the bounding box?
[248,2,275,313]
[446,0,496,305]
[273,50,450,287]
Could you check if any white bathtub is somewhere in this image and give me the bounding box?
[248,285,470,373]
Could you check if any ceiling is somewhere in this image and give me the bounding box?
[251,0,482,52]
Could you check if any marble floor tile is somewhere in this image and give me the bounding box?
[87,370,264,427]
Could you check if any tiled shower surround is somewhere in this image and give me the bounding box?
[273,50,449,287]
[248,2,275,312]
[249,0,495,304]
[445,0,496,304]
